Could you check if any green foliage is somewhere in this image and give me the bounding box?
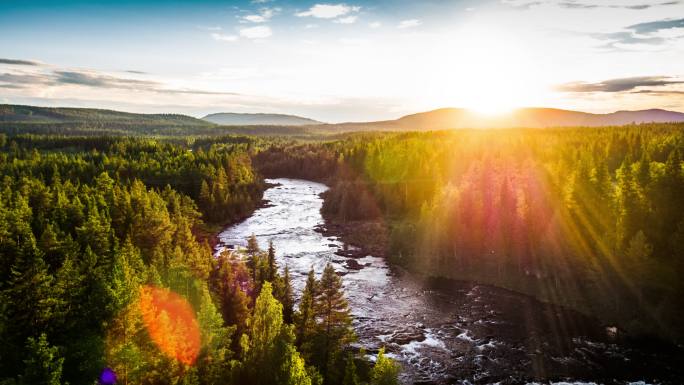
[370,348,400,385]
[243,282,312,385]
[342,354,360,385]
[0,135,266,384]
[21,334,64,385]
[286,125,684,341]
[275,265,295,324]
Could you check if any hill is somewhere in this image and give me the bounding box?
[2,104,683,137]
[317,107,684,132]
[0,104,215,136]
[202,112,321,126]
[0,104,208,125]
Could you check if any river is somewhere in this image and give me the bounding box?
[215,178,682,385]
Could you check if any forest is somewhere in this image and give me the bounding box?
[263,124,684,342]
[0,134,399,385]
[1,122,683,384]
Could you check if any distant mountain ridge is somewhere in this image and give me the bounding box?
[1,104,683,137]
[202,112,321,126]
[319,107,684,132]
[0,104,209,126]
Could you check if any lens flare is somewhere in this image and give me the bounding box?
[99,367,117,385]
[139,285,200,365]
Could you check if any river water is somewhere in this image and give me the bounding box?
[216,178,682,385]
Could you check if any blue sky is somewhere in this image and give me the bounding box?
[1,0,683,121]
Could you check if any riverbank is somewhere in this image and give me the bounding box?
[195,180,277,250]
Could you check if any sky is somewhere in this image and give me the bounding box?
[1,0,683,122]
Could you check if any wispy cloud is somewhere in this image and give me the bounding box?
[627,18,684,34]
[198,25,223,31]
[632,89,684,95]
[369,21,381,28]
[591,18,684,49]
[0,66,239,96]
[239,25,272,39]
[53,70,157,88]
[591,31,666,47]
[398,19,422,29]
[500,0,542,10]
[556,76,684,92]
[0,58,41,66]
[0,72,51,86]
[242,7,279,23]
[296,4,360,19]
[502,0,682,10]
[334,15,358,24]
[211,32,238,42]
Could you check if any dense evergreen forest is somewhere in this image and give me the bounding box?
[2,121,683,384]
[257,124,684,343]
[0,134,399,385]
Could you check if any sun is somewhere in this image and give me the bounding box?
[435,24,547,116]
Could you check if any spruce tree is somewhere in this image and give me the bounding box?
[267,240,277,281]
[314,263,354,381]
[21,333,64,385]
[280,265,295,324]
[295,268,318,348]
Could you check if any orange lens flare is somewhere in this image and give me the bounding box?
[139,285,200,365]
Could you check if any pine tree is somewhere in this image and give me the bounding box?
[209,254,251,346]
[342,353,359,385]
[246,234,260,256]
[279,265,295,324]
[267,240,277,281]
[295,268,318,349]
[21,333,64,385]
[196,286,235,385]
[248,282,282,365]
[2,234,56,360]
[244,282,311,385]
[314,263,354,381]
[370,348,399,385]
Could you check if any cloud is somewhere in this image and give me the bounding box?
[0,58,41,66]
[500,0,542,9]
[591,31,666,47]
[0,68,239,96]
[242,7,278,23]
[0,72,50,87]
[243,14,266,22]
[54,71,159,88]
[590,18,684,49]
[198,25,222,31]
[334,16,358,24]
[398,19,422,29]
[626,18,684,34]
[632,89,684,95]
[620,1,681,10]
[239,25,272,39]
[369,21,381,28]
[503,0,682,10]
[556,76,684,92]
[296,4,360,19]
[557,1,598,9]
[211,32,239,42]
